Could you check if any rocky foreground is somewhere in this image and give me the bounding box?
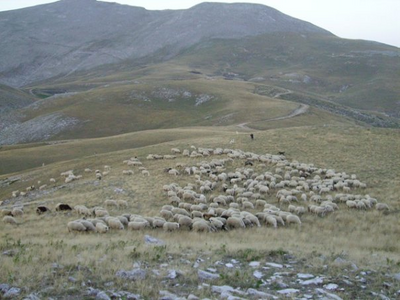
[1,235,399,299]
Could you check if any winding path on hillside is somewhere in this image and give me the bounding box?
[236,103,310,131]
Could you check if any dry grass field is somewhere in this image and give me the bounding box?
[1,124,399,299]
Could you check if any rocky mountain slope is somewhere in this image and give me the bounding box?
[0,0,331,87]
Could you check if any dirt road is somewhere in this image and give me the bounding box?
[237,104,309,131]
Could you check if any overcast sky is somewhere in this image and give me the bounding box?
[0,0,399,48]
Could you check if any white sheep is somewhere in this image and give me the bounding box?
[163,222,180,231]
[61,170,74,177]
[3,216,18,225]
[209,218,224,230]
[107,218,124,230]
[160,209,174,220]
[286,214,302,226]
[153,218,166,228]
[142,170,150,176]
[168,169,180,176]
[226,217,245,229]
[376,203,390,211]
[295,206,306,215]
[178,216,192,228]
[104,199,118,208]
[79,220,96,232]
[242,201,254,209]
[117,200,128,209]
[122,170,134,175]
[67,221,86,232]
[96,222,109,233]
[11,207,24,217]
[171,148,181,154]
[94,209,109,218]
[346,200,357,209]
[117,216,130,226]
[128,221,149,230]
[265,215,278,228]
[192,220,211,232]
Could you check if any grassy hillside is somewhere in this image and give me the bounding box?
[16,31,398,145]
[0,84,34,114]
[0,124,399,299]
[12,79,307,142]
[172,32,400,118]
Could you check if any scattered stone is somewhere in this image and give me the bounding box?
[51,263,64,270]
[342,279,353,286]
[297,273,314,279]
[324,283,339,290]
[333,257,347,266]
[299,276,324,286]
[225,263,234,268]
[87,288,101,297]
[249,261,260,268]
[187,294,199,300]
[246,288,276,299]
[96,291,111,300]
[68,276,77,283]
[0,283,10,294]
[206,268,217,273]
[3,287,21,298]
[23,293,41,300]
[350,263,358,271]
[115,269,146,281]
[265,262,283,269]
[144,235,165,245]
[117,291,141,300]
[393,273,400,281]
[212,285,235,294]
[277,288,299,295]
[275,281,288,289]
[198,270,220,281]
[315,288,343,300]
[253,270,263,279]
[167,269,180,279]
[159,290,185,300]
[2,250,16,257]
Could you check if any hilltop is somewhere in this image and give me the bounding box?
[0,0,330,87]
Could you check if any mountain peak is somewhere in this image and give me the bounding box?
[0,1,332,87]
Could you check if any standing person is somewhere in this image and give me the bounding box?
[250,133,254,140]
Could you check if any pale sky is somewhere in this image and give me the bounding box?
[0,0,399,48]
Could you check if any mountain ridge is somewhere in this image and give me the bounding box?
[0,0,332,87]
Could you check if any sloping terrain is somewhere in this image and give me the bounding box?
[0,84,34,114]
[0,1,398,147]
[0,125,399,299]
[173,33,400,118]
[0,0,330,87]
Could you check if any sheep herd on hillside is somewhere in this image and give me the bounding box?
[1,146,391,234]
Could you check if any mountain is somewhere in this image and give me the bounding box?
[0,84,34,114]
[0,0,331,87]
[0,0,399,146]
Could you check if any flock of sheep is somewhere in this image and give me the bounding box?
[1,146,391,233]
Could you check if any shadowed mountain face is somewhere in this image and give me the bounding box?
[0,0,331,87]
